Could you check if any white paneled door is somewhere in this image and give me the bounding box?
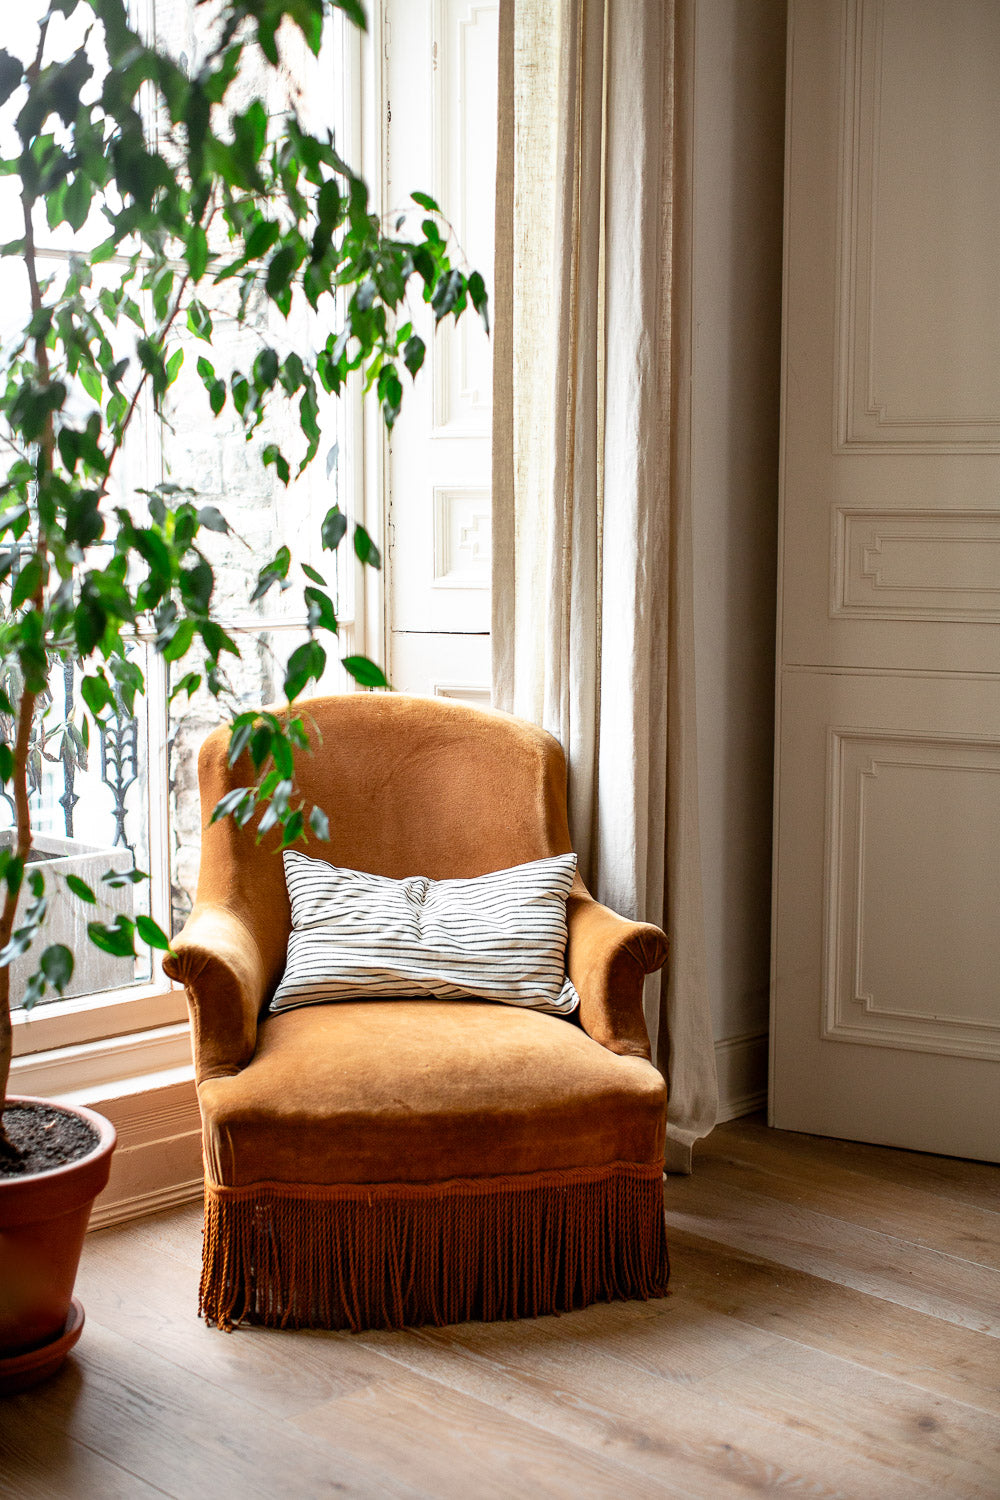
[771,0,1000,1159]
[381,0,496,704]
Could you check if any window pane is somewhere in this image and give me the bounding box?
[2,650,154,1008]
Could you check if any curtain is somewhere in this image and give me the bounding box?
[492,0,718,1172]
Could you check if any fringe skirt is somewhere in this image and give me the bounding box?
[200,1160,670,1332]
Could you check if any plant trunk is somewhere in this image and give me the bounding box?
[0,98,51,1143]
[0,685,38,1155]
[0,974,11,1154]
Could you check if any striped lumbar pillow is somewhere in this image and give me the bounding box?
[269,850,580,1016]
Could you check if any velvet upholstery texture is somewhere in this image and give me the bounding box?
[164,694,671,1332]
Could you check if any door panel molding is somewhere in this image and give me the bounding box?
[837,0,1000,451]
[832,507,1000,622]
[823,728,1000,1061]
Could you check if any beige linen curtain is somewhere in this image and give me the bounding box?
[492,0,717,1172]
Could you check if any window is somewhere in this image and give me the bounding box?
[5,0,370,1059]
[5,0,495,1076]
[380,0,496,703]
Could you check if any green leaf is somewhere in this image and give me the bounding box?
[227,720,254,766]
[302,563,326,585]
[403,335,425,376]
[101,866,149,887]
[87,915,136,959]
[284,639,326,701]
[280,810,304,848]
[11,555,42,609]
[185,222,208,281]
[0,50,23,109]
[197,505,229,534]
[40,943,74,993]
[266,244,300,302]
[262,444,290,486]
[251,545,291,602]
[64,172,92,232]
[468,269,490,332]
[80,674,114,718]
[200,620,239,659]
[335,0,368,29]
[181,557,213,615]
[169,671,202,702]
[187,300,213,341]
[353,524,381,569]
[432,267,464,323]
[309,804,330,841]
[411,190,440,213]
[249,725,273,770]
[321,506,348,550]
[270,733,294,778]
[304,586,338,633]
[244,218,279,259]
[253,346,279,392]
[137,337,168,400]
[161,616,195,663]
[136,914,171,951]
[65,873,96,904]
[211,787,254,824]
[342,654,389,689]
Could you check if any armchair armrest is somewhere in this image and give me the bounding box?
[566,882,668,1059]
[163,903,270,1081]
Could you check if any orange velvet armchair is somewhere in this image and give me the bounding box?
[164,694,670,1332]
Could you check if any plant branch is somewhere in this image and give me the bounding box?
[97,195,219,503]
[97,265,192,503]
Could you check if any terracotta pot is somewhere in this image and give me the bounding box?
[0,1096,116,1394]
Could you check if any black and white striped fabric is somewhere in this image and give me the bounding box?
[270,850,581,1016]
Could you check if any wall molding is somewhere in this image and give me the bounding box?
[714,1029,768,1123]
[90,1175,203,1232]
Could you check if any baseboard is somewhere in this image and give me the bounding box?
[90,1175,203,1231]
[72,1075,204,1230]
[714,1028,768,1123]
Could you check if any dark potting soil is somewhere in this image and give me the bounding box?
[0,1103,99,1177]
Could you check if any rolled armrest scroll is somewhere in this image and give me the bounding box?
[163,903,269,1080]
[566,883,668,1059]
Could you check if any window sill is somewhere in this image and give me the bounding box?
[10,1020,193,1098]
[11,983,189,1058]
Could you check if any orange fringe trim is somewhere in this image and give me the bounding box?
[200,1162,669,1332]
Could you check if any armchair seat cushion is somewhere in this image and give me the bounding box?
[198,999,668,1191]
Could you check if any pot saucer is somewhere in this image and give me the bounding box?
[0,1297,85,1396]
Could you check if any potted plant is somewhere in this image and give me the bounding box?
[0,0,485,1391]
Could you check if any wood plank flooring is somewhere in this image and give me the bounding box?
[1,1113,998,1499]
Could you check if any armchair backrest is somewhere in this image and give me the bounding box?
[192,694,574,996]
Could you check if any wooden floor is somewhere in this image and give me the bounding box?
[2,1113,998,1499]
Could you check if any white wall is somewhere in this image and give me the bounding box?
[688,0,787,1119]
